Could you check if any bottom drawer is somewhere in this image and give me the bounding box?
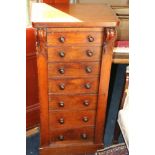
[50,127,94,143]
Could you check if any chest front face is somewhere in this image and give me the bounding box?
[33,3,118,155]
[46,27,103,143]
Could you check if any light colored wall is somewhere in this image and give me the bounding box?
[78,0,128,6]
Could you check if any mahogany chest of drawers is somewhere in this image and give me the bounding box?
[32,3,119,155]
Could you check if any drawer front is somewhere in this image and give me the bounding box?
[50,127,94,143]
[49,94,97,110]
[48,77,99,94]
[47,31,103,46]
[49,110,96,129]
[48,46,102,62]
[48,62,100,77]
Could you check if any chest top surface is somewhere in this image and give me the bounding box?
[31,3,119,28]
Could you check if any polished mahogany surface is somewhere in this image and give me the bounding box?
[32,3,118,155]
[32,3,119,27]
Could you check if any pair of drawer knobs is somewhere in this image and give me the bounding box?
[59,50,93,57]
[58,100,89,107]
[58,133,87,141]
[58,116,89,124]
[58,67,92,74]
[59,83,91,90]
[59,35,94,43]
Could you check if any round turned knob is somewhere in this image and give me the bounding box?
[86,50,93,57]
[83,116,88,122]
[83,100,89,106]
[81,133,87,140]
[59,101,64,107]
[58,135,64,141]
[85,67,92,73]
[87,35,94,42]
[85,83,91,89]
[59,68,65,74]
[59,51,65,57]
[59,36,65,43]
[59,118,64,124]
[59,83,65,90]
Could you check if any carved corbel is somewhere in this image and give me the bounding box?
[105,27,117,42]
[36,27,48,59]
[103,27,117,54]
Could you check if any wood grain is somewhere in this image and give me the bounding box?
[50,126,94,143]
[94,28,117,144]
[32,3,119,27]
[49,110,96,129]
[48,77,99,94]
[40,143,103,155]
[33,3,118,154]
[48,62,100,77]
[37,28,50,147]
[49,94,97,110]
[48,46,102,62]
[47,30,103,46]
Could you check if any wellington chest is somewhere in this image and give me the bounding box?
[32,2,119,155]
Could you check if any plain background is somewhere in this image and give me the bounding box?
[0,0,155,155]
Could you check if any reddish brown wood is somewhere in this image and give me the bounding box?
[32,3,118,154]
[26,103,39,129]
[32,4,119,28]
[37,28,50,146]
[50,127,94,143]
[94,28,117,144]
[48,46,102,62]
[49,110,96,129]
[26,27,39,130]
[40,143,103,155]
[47,29,103,46]
[49,94,97,110]
[48,77,99,94]
[48,62,100,77]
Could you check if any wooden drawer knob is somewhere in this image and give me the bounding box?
[59,83,65,90]
[86,50,93,57]
[87,35,94,42]
[85,67,92,73]
[85,83,91,89]
[59,36,65,43]
[83,100,89,106]
[59,51,65,57]
[58,135,64,141]
[83,116,89,122]
[81,133,87,140]
[59,101,64,107]
[59,68,65,74]
[59,118,64,124]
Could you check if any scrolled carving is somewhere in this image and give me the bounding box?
[102,27,117,54]
[105,27,117,42]
[36,28,48,59]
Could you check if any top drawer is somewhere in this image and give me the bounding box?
[47,28,103,46]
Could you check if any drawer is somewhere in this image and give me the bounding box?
[48,62,100,77]
[48,46,102,62]
[50,127,94,143]
[49,110,96,129]
[47,30,103,46]
[48,77,99,94]
[49,94,97,110]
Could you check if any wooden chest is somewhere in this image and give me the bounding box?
[32,3,119,155]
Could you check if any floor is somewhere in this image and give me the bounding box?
[26,64,127,155]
